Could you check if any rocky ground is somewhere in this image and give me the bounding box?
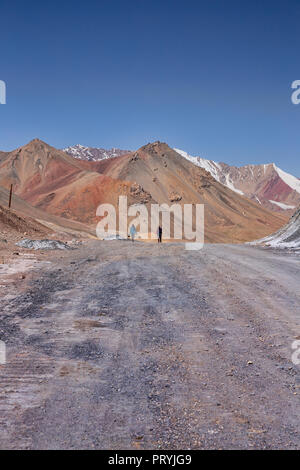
[0,240,299,449]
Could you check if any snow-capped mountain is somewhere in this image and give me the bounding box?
[63,144,129,161]
[174,148,300,214]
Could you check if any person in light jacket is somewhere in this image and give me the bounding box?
[130,224,137,242]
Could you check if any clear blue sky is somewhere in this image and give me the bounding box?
[0,0,300,175]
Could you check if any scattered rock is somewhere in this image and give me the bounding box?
[169,192,182,202]
[16,239,73,251]
[130,183,152,203]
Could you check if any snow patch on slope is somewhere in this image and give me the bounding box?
[224,174,244,195]
[273,164,300,194]
[174,148,221,182]
[269,200,295,210]
[250,208,300,250]
[174,148,244,195]
[64,144,93,158]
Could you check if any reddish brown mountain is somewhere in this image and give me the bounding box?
[0,139,151,224]
[0,139,287,243]
[90,141,287,242]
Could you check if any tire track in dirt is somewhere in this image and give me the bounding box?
[0,241,299,449]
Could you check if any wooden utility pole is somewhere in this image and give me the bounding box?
[8,184,13,209]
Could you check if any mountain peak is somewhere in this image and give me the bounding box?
[23,138,52,151]
[63,144,129,162]
[27,138,47,146]
[138,141,173,156]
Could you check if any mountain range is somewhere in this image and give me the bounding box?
[0,139,288,243]
[63,144,299,216]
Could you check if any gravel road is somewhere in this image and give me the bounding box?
[0,241,299,449]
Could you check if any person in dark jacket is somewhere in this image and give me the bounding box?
[157,225,162,243]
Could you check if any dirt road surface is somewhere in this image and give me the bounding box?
[0,241,299,449]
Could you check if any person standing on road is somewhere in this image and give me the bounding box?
[130,224,137,242]
[157,225,162,243]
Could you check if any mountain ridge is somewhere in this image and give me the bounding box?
[61,143,300,215]
[174,148,300,215]
[0,139,288,243]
